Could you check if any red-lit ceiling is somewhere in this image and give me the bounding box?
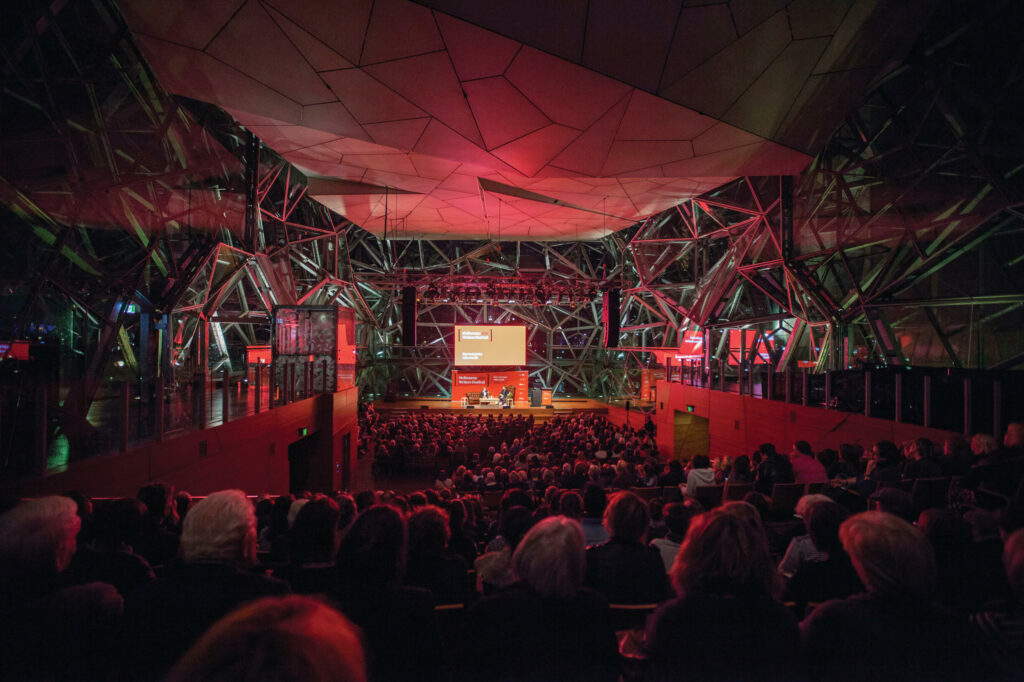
[116,0,928,240]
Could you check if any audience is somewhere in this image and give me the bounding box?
[7,409,1024,682]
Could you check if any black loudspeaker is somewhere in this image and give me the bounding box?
[530,387,542,407]
[602,289,620,348]
[401,286,417,346]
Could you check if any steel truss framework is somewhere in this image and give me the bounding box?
[1,0,1023,464]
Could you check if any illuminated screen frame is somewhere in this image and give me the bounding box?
[454,325,526,366]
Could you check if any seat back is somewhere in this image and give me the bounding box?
[723,482,754,501]
[911,476,951,513]
[770,482,806,518]
[608,603,659,634]
[631,486,663,502]
[693,484,725,510]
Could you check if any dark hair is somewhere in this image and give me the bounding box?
[794,441,813,457]
[138,483,174,520]
[501,488,532,513]
[741,492,771,521]
[499,505,535,551]
[758,443,778,458]
[603,492,650,544]
[691,455,711,469]
[336,505,406,591]
[93,498,147,548]
[874,441,900,465]
[334,494,357,533]
[559,491,583,519]
[354,491,377,512]
[407,505,450,557]
[290,496,341,565]
[663,502,695,538]
[408,492,427,509]
[582,483,607,518]
[806,499,848,556]
[732,455,752,478]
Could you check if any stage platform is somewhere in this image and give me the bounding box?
[372,397,610,421]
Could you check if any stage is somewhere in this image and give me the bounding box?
[372,397,612,421]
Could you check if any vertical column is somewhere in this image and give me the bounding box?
[784,368,792,404]
[801,369,809,407]
[825,371,832,409]
[254,363,263,413]
[221,367,230,424]
[33,385,47,475]
[924,376,933,429]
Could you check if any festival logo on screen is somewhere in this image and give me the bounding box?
[454,325,526,366]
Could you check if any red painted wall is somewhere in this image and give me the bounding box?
[9,386,359,498]
[654,380,959,461]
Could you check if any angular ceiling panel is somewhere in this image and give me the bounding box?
[361,0,445,65]
[264,0,373,65]
[491,124,581,178]
[463,77,551,151]
[434,13,521,81]
[117,0,929,239]
[319,69,426,123]
[506,48,632,130]
[365,52,484,147]
[264,5,355,72]
[616,91,717,141]
[548,95,630,175]
[363,118,431,152]
[206,1,335,106]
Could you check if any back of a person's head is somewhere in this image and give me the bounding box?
[290,496,341,565]
[334,494,357,533]
[512,515,585,599]
[501,488,532,513]
[166,596,365,682]
[874,441,900,464]
[663,502,695,538]
[758,443,778,458]
[742,492,771,519]
[916,508,969,554]
[499,505,535,551]
[138,483,173,520]
[336,505,406,590]
[603,491,649,543]
[559,491,583,519]
[582,483,607,518]
[353,490,377,512]
[94,498,147,549]
[795,494,832,519]
[0,496,80,581]
[718,501,764,530]
[805,499,848,555]
[839,511,935,600]
[670,510,775,599]
[793,441,813,457]
[690,455,711,469]
[408,492,427,510]
[181,490,256,566]
[407,505,450,557]
[1003,528,1024,603]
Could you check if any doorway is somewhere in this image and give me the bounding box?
[672,411,710,461]
[288,431,320,495]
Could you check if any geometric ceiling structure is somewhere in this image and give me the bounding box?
[116,0,930,240]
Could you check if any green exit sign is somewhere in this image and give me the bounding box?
[686,405,695,413]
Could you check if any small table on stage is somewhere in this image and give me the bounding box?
[478,397,500,408]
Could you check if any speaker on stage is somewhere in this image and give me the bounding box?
[530,386,542,407]
[602,289,620,348]
[401,286,416,346]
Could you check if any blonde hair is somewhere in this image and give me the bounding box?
[840,511,935,600]
[670,510,775,598]
[512,516,585,598]
[971,433,997,455]
[181,490,256,565]
[167,596,365,682]
[0,496,80,580]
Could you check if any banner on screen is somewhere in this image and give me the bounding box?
[455,325,526,366]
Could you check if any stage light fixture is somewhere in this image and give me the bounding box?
[425,285,439,301]
[535,287,546,304]
[484,285,496,300]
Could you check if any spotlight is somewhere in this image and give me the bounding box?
[535,287,546,304]
[425,285,439,301]
[484,285,497,300]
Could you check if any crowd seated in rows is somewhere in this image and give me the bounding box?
[3,418,1024,680]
